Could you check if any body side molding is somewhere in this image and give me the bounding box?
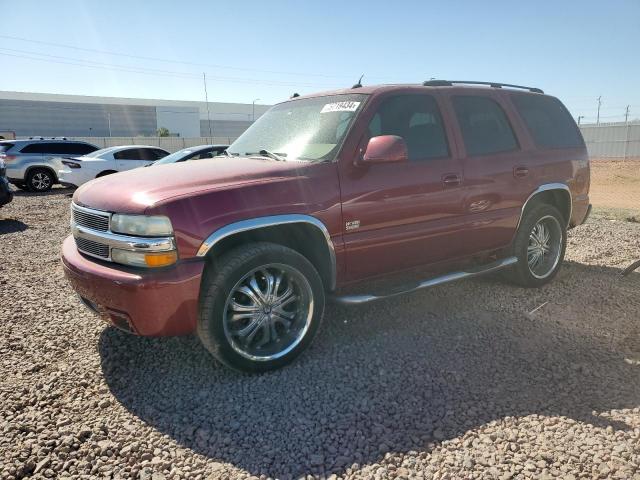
[196,214,337,290]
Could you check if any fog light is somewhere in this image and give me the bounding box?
[111,249,177,268]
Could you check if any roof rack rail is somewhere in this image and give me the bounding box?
[423,80,543,94]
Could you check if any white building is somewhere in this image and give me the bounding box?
[0,91,271,139]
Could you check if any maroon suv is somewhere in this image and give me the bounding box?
[62,80,591,372]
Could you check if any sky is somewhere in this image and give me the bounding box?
[0,0,638,123]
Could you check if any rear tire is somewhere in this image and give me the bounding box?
[198,242,325,373]
[26,168,54,192]
[506,204,566,288]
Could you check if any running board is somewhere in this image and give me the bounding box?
[331,256,518,305]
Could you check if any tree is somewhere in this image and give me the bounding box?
[156,127,170,137]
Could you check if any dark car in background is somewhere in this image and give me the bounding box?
[1,138,99,192]
[0,157,13,207]
[150,144,228,166]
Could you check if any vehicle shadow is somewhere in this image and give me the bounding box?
[0,218,28,235]
[12,185,73,198]
[99,261,640,478]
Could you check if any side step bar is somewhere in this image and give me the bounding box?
[331,256,518,305]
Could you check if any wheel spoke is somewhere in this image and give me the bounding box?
[230,300,260,313]
[235,315,263,338]
[262,269,276,302]
[238,285,263,306]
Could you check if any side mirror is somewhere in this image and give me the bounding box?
[360,135,408,165]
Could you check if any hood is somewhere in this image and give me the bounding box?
[73,157,310,213]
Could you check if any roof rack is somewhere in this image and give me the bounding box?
[423,80,543,94]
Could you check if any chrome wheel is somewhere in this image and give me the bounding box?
[527,215,562,279]
[223,263,314,361]
[31,172,51,191]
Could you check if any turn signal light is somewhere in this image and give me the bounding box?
[144,251,178,267]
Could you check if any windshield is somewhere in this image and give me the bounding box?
[153,147,197,165]
[227,94,367,162]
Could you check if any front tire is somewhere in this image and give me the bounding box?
[26,168,54,192]
[198,242,325,373]
[507,204,567,288]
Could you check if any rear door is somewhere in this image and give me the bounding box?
[445,91,532,255]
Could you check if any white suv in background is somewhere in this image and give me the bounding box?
[58,145,169,188]
[1,139,99,192]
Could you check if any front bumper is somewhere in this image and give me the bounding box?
[61,235,204,336]
[0,177,13,207]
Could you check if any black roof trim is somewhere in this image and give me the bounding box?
[423,80,544,94]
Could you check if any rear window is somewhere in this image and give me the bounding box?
[511,94,583,149]
[452,96,518,156]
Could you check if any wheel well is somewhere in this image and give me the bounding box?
[26,166,58,183]
[96,170,118,178]
[524,188,571,226]
[202,223,334,291]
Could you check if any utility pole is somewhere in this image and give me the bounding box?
[252,98,260,122]
[623,106,631,161]
[203,72,213,139]
[596,96,602,125]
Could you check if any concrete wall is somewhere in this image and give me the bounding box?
[580,123,640,158]
[69,137,237,153]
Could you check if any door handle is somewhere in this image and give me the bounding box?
[442,173,461,187]
[514,166,529,178]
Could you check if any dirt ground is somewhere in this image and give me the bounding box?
[590,159,640,213]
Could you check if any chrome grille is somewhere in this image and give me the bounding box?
[72,206,110,232]
[75,237,109,259]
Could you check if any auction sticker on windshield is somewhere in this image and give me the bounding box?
[320,101,361,113]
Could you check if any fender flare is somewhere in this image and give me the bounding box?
[196,214,337,290]
[517,183,572,230]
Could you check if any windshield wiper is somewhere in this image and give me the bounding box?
[247,149,287,162]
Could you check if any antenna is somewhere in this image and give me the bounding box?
[290,93,300,98]
[352,74,364,89]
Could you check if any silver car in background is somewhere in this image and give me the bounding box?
[0,138,99,192]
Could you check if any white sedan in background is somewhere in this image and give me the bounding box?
[57,145,169,188]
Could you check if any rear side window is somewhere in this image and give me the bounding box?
[367,95,449,161]
[452,96,518,156]
[66,143,99,155]
[20,143,55,154]
[150,149,168,160]
[0,142,15,152]
[114,148,144,160]
[511,94,583,148]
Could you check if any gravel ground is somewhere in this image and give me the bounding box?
[1,187,639,480]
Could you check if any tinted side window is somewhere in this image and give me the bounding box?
[67,143,99,155]
[20,143,56,154]
[367,95,449,161]
[511,94,583,148]
[452,96,518,156]
[151,149,168,160]
[114,149,143,160]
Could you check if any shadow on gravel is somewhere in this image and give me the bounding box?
[99,261,640,478]
[12,186,73,198]
[0,218,28,234]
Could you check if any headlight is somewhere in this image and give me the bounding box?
[110,214,173,236]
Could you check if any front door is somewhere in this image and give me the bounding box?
[338,92,466,281]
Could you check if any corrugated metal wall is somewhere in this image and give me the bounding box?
[580,123,640,158]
